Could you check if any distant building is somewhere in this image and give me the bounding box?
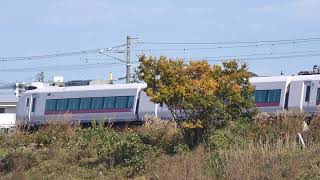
[0,94,17,130]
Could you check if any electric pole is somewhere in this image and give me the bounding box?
[126,35,131,83]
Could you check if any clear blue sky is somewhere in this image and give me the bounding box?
[0,0,320,83]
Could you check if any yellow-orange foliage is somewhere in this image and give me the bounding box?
[137,54,255,132]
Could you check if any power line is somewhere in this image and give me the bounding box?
[185,50,320,60]
[98,51,125,62]
[0,62,125,72]
[133,51,320,64]
[139,37,320,45]
[198,53,320,62]
[131,40,320,52]
[1,38,319,62]
[0,44,126,62]
[81,58,118,62]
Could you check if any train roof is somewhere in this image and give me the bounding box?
[250,76,292,83]
[250,74,320,84]
[23,83,147,94]
[290,74,320,81]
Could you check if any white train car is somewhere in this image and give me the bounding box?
[251,74,320,113]
[16,83,171,125]
[250,76,292,112]
[287,74,320,112]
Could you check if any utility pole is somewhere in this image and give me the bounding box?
[126,35,131,83]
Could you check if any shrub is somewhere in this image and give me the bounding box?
[66,123,159,176]
[112,132,159,175]
[137,115,184,153]
[0,152,36,173]
[208,128,245,150]
[173,144,190,154]
[208,120,249,150]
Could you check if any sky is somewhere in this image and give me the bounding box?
[0,0,320,85]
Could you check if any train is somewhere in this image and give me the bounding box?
[251,73,320,113]
[16,73,320,126]
[16,83,172,126]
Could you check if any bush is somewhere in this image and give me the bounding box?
[65,123,159,176]
[137,115,184,153]
[173,144,190,154]
[0,152,36,173]
[208,128,245,150]
[207,119,250,150]
[112,132,159,175]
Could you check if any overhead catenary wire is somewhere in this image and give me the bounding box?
[139,37,320,45]
[0,44,127,62]
[130,52,320,63]
[131,40,320,52]
[0,62,125,72]
[1,36,320,76]
[185,50,320,60]
[81,58,120,62]
[189,53,320,62]
[2,37,320,62]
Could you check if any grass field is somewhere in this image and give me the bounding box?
[1,112,320,179]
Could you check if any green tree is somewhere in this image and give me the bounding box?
[137,55,256,136]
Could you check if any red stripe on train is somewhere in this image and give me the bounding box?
[255,102,280,107]
[45,108,132,115]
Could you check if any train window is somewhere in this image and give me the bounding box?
[255,90,267,103]
[268,89,281,103]
[317,88,320,101]
[80,98,92,110]
[31,98,37,112]
[305,86,311,102]
[116,96,128,108]
[0,108,5,113]
[104,97,115,109]
[68,98,80,110]
[57,99,68,111]
[127,96,134,108]
[255,89,281,103]
[92,97,104,109]
[45,99,57,112]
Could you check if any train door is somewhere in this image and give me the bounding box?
[29,95,39,123]
[24,95,32,123]
[284,84,290,110]
[135,90,141,121]
[303,81,312,112]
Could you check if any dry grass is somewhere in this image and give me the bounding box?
[2,112,320,179]
[145,147,208,180]
[144,141,320,180]
[143,111,320,180]
[219,142,308,180]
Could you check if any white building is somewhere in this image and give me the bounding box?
[0,94,17,129]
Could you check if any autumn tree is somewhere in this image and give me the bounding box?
[137,54,256,135]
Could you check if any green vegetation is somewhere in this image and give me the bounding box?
[0,113,320,179]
